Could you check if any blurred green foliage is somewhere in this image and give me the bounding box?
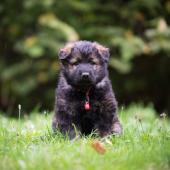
[0,0,170,115]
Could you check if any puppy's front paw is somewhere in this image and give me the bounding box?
[96,129,110,138]
[112,121,123,135]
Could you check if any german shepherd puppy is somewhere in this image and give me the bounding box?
[52,41,122,139]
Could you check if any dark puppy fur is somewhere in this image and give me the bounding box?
[52,41,122,139]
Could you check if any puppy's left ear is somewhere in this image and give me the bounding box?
[58,42,74,60]
[93,42,110,62]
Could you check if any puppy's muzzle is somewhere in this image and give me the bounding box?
[81,72,90,80]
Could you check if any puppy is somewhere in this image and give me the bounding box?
[52,41,122,139]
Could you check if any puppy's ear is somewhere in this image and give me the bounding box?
[58,42,74,60]
[93,42,110,62]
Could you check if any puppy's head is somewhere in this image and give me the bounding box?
[59,41,109,88]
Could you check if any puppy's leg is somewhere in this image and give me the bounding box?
[95,115,122,137]
[52,111,81,139]
[95,118,112,138]
[111,116,122,135]
[95,96,122,137]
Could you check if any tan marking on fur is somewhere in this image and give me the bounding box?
[68,64,77,72]
[60,42,75,56]
[89,53,100,67]
[92,57,100,65]
[93,42,109,56]
[93,64,101,71]
[96,77,107,88]
[70,55,81,65]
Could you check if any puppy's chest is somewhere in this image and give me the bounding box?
[70,96,103,114]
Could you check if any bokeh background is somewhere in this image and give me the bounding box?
[0,0,170,116]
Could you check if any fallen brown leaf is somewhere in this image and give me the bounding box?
[91,140,106,154]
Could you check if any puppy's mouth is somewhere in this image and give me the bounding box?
[78,78,93,86]
[74,77,95,89]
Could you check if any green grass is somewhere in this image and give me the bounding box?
[0,105,170,170]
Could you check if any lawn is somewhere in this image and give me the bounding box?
[0,105,170,170]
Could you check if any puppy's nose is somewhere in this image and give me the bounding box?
[81,72,90,79]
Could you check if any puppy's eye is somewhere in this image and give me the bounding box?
[70,61,79,65]
[90,61,97,65]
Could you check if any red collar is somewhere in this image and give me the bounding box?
[84,88,91,111]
